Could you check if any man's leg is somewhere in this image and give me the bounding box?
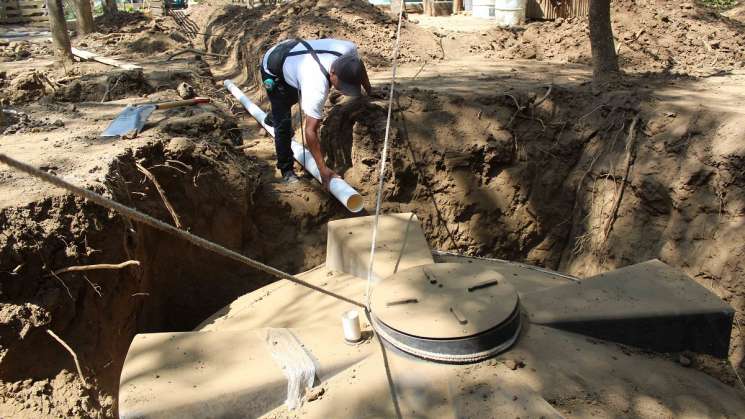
[267,84,298,177]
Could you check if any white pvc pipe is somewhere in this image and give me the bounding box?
[341,310,362,343]
[224,79,364,213]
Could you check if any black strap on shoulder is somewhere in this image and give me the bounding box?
[266,38,342,82]
[266,39,299,78]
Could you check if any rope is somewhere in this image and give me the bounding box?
[0,153,364,309]
[365,3,405,309]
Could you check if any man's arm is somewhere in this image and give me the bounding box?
[304,116,338,189]
[360,61,372,95]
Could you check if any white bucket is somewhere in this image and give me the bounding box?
[494,0,526,26]
[472,0,495,18]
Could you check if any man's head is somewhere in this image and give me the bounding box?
[330,53,365,97]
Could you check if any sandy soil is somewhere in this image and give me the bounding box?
[1,1,745,417]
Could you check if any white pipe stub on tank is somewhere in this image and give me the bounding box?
[342,310,362,344]
[223,79,364,213]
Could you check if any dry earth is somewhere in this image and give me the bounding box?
[1,0,745,417]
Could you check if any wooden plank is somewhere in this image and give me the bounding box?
[71,47,143,70]
[5,9,46,16]
[70,47,98,60]
[1,15,47,23]
[6,2,46,8]
[12,0,47,6]
[93,56,143,70]
[526,0,589,20]
[3,14,48,20]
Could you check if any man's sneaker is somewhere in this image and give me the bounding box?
[282,171,299,184]
[264,114,274,128]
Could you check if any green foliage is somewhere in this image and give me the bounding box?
[698,0,738,9]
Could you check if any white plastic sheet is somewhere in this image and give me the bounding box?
[264,328,317,410]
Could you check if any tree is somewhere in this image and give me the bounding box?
[588,0,619,84]
[453,0,463,14]
[74,0,96,34]
[103,0,118,16]
[47,0,74,66]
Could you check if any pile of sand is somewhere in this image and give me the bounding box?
[464,0,745,75]
[204,0,440,83]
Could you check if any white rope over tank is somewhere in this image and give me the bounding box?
[365,2,406,310]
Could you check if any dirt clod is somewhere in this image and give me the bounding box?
[177,82,196,99]
[306,386,325,402]
[678,354,692,367]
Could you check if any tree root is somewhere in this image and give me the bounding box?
[601,114,640,242]
[136,163,183,228]
[47,330,89,389]
[52,260,141,276]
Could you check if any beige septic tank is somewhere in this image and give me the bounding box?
[118,213,743,419]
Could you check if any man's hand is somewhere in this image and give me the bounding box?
[319,166,340,190]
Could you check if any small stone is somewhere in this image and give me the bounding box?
[176,82,196,99]
[307,387,325,402]
[505,359,518,370]
[678,355,692,367]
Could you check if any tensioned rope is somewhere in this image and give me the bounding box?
[0,153,364,309]
[364,3,405,310]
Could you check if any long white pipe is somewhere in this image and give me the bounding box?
[224,79,363,213]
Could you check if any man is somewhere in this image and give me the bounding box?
[260,38,372,186]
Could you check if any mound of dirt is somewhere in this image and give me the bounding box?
[204,0,439,84]
[463,0,745,75]
[1,110,64,135]
[125,33,177,55]
[0,370,111,418]
[0,70,54,105]
[77,14,181,58]
[161,108,242,145]
[0,40,53,62]
[93,10,149,34]
[54,69,153,103]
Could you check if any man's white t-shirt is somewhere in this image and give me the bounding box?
[262,39,357,120]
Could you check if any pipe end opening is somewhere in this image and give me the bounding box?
[346,194,364,213]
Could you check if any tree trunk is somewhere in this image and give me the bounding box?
[74,0,96,34]
[453,0,463,14]
[47,0,74,66]
[104,0,118,15]
[423,0,433,15]
[588,0,619,84]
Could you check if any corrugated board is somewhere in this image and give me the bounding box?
[526,0,589,20]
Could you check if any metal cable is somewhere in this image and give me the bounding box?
[0,153,364,309]
[365,3,405,309]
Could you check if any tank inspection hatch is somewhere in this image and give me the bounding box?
[369,263,522,363]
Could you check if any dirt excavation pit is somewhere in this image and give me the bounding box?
[4,81,744,416]
[2,0,745,417]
